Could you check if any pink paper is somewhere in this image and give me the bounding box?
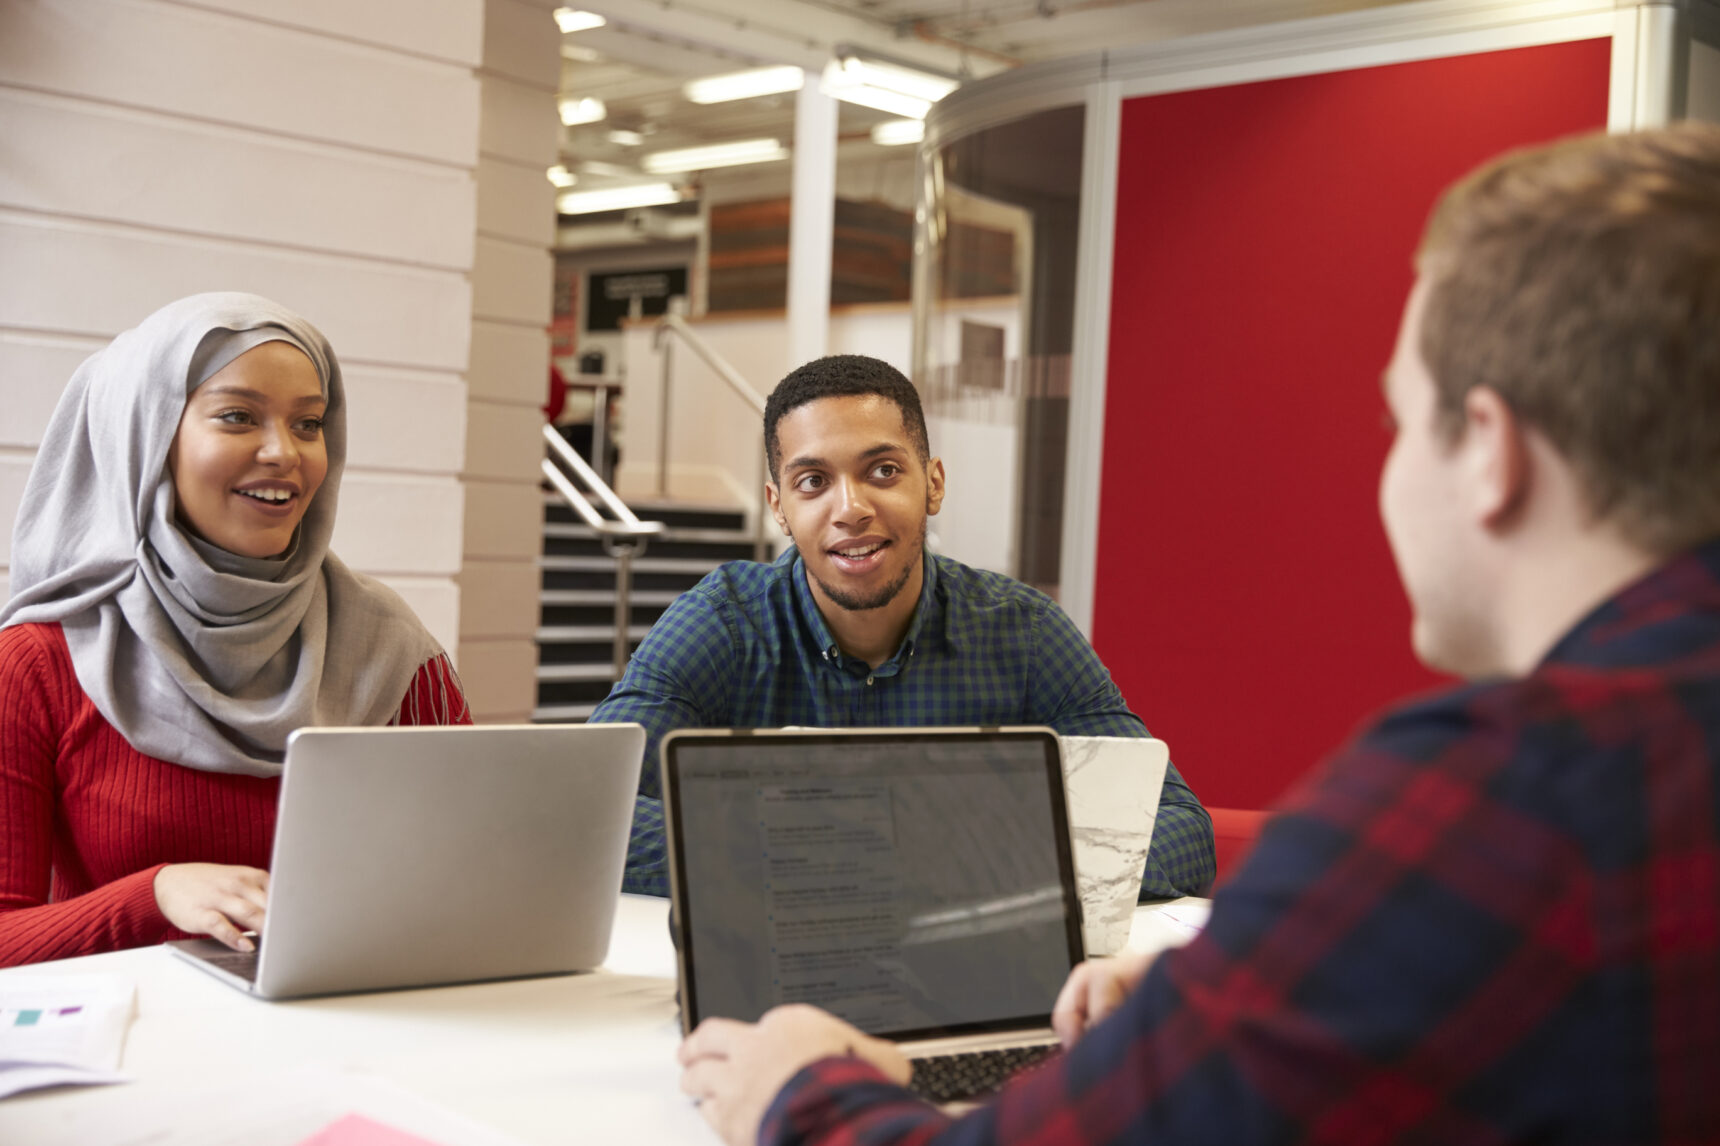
[296,1113,448,1146]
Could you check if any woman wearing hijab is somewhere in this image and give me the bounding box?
[0,293,470,967]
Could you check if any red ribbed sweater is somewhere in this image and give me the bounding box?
[0,621,471,967]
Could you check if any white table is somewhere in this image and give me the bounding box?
[0,895,1207,1145]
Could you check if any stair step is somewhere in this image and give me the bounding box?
[541,589,684,607]
[535,678,618,706]
[532,703,598,722]
[536,624,655,643]
[540,569,710,593]
[542,555,723,575]
[543,496,747,533]
[543,536,757,562]
[545,523,754,546]
[537,663,621,683]
[541,604,673,630]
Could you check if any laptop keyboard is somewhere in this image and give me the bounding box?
[198,948,260,984]
[909,1043,1059,1103]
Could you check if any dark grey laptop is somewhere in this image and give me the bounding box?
[662,726,1085,1103]
[168,722,644,999]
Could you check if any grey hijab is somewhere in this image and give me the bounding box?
[0,292,443,777]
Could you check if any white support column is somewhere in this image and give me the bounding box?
[787,77,838,372]
[1612,2,1687,130]
[459,0,562,722]
[1058,82,1123,638]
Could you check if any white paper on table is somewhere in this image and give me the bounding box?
[0,1061,129,1100]
[0,974,135,1098]
[1157,902,1213,937]
[20,1066,533,1146]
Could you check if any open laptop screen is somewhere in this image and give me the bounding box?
[665,728,1084,1042]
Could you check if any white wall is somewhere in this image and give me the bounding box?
[459,0,561,722]
[615,303,1020,575]
[1692,39,1720,121]
[0,0,555,721]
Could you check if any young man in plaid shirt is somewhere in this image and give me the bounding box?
[675,125,1720,1145]
[590,356,1216,900]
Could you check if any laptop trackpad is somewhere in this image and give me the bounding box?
[167,938,260,985]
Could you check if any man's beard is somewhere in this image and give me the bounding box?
[801,520,926,612]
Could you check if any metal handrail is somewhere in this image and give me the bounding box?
[542,424,665,678]
[650,313,773,563]
[656,314,768,413]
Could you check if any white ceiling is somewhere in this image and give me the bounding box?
[554,0,1409,217]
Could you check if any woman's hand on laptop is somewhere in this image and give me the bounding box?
[153,863,270,951]
[1052,950,1159,1049]
[679,1004,911,1146]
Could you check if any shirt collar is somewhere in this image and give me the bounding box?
[1540,534,1720,668]
[788,546,941,670]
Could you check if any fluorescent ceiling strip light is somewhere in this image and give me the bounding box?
[837,56,958,103]
[642,138,788,173]
[870,119,924,146]
[579,160,635,178]
[547,164,578,187]
[834,86,931,120]
[683,65,806,105]
[558,183,681,214]
[554,8,606,33]
[824,83,931,120]
[608,129,644,146]
[559,97,607,126]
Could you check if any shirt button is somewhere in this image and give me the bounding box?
[866,675,874,686]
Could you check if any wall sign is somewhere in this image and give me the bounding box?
[585,267,688,332]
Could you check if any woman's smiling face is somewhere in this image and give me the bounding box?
[168,340,328,559]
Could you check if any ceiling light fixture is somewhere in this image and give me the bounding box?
[835,56,959,103]
[607,129,644,146]
[558,183,682,215]
[683,65,806,105]
[820,51,959,120]
[547,164,578,187]
[553,8,606,33]
[870,119,925,146]
[558,97,607,126]
[820,65,931,119]
[579,160,635,178]
[642,138,789,173]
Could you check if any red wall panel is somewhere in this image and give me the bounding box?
[1093,39,1611,809]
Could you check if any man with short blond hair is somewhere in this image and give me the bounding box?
[677,124,1720,1145]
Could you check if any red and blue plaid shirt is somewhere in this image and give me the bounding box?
[762,538,1720,1145]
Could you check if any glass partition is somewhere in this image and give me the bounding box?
[913,104,1085,596]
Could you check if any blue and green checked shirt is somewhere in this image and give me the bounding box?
[589,547,1215,898]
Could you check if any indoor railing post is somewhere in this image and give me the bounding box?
[657,339,672,500]
[647,316,772,562]
[590,382,611,486]
[542,424,663,684]
[611,541,634,678]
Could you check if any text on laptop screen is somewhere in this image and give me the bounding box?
[671,733,1081,1039]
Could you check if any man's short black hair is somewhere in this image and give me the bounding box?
[764,355,930,483]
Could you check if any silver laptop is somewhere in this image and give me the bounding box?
[662,726,1084,1103]
[168,722,644,999]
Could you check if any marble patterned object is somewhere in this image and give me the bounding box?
[1061,736,1170,956]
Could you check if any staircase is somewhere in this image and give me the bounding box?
[533,497,759,722]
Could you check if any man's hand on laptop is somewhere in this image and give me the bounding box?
[679,1004,912,1146]
[1053,950,1160,1049]
[153,863,270,952]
